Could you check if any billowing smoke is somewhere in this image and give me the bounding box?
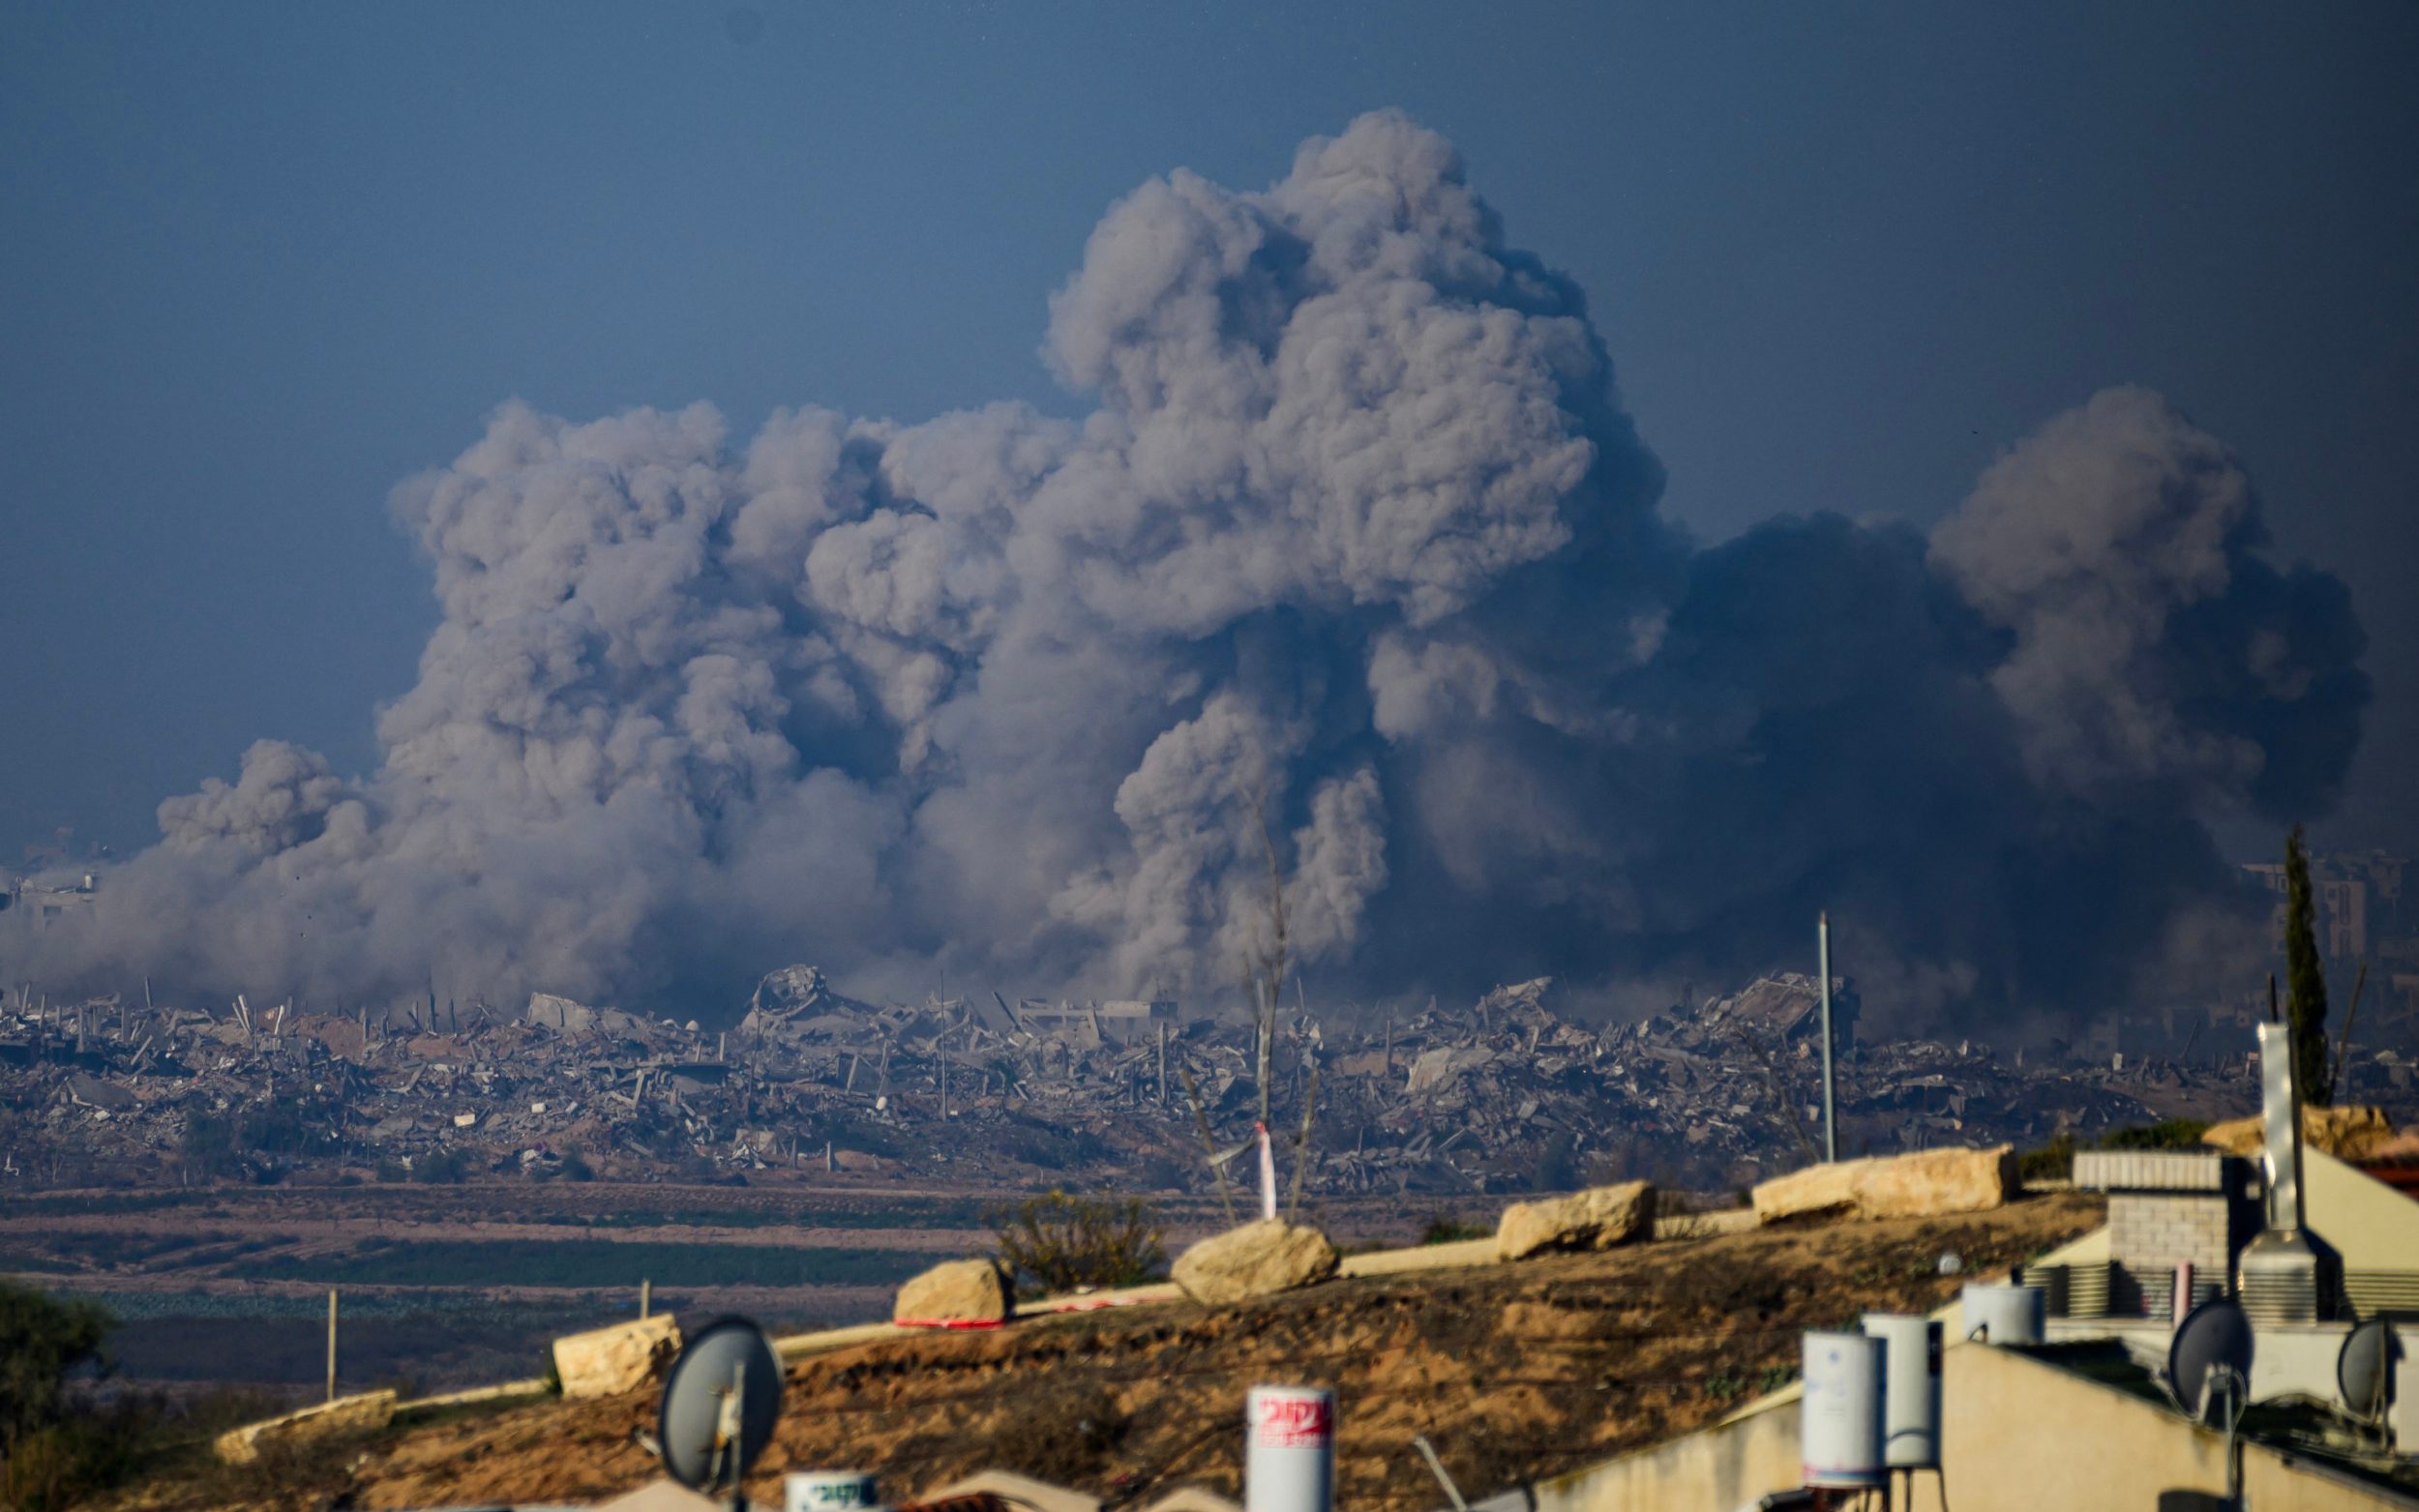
[4,112,2367,1027]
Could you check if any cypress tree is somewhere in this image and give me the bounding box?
[2283,824,2333,1108]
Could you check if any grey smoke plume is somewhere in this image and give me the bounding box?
[5,112,2367,1026]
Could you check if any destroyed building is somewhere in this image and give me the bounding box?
[1,964,2411,1198]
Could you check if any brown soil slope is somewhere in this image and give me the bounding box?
[121,1193,2103,1512]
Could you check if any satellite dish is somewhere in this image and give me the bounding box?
[658,1316,784,1494]
[2165,1297,2255,1425]
[2338,1317,2402,1425]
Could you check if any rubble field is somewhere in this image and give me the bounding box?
[14,964,2401,1201]
[98,1193,2106,1512]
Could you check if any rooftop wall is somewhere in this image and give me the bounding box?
[1524,1340,2417,1512]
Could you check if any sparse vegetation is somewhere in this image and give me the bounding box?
[2097,1118,2210,1151]
[2016,1131,2077,1183]
[1419,1213,1491,1245]
[0,1280,116,1511]
[2018,1117,2212,1184]
[412,1148,471,1185]
[0,1282,111,1452]
[988,1191,1167,1293]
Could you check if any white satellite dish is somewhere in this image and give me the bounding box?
[2338,1316,2402,1431]
[657,1316,784,1497]
[2165,1297,2254,1426]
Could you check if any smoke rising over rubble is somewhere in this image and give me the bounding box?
[5,112,2367,1025]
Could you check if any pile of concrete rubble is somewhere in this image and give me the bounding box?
[1,968,2410,1194]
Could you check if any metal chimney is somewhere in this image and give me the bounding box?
[2236,1022,2338,1325]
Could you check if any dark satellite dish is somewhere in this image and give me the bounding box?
[658,1316,784,1494]
[2338,1317,2402,1425]
[2165,1297,2255,1425]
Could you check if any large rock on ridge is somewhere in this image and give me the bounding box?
[2202,1104,2395,1161]
[1753,1144,2016,1225]
[215,1389,398,1465]
[894,1257,1014,1324]
[1496,1181,1657,1260]
[1171,1219,1339,1306]
[552,1313,682,1399]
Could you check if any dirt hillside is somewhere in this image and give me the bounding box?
[115,1193,2103,1512]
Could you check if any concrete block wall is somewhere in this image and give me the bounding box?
[2109,1192,2233,1278]
[2079,1151,2258,1318]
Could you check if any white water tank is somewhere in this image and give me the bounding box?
[1801,1330,1886,1489]
[1861,1314,1941,1468]
[1961,1282,2046,1345]
[1245,1385,1334,1512]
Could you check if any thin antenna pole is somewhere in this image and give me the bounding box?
[2332,962,2368,1094]
[1414,1436,1469,1512]
[1818,912,1837,1164]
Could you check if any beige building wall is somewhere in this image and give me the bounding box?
[1529,1399,1799,1512]
[1907,1342,2408,1512]
[1527,1342,2413,1511]
[2307,1148,2419,1270]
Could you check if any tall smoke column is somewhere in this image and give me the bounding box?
[0,113,2367,1027]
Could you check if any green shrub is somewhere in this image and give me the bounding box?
[1419,1213,1491,1245]
[2016,1131,2076,1184]
[412,1148,469,1185]
[2097,1118,2210,1152]
[0,1282,110,1452]
[988,1191,1166,1293]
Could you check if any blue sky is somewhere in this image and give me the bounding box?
[3,0,2413,863]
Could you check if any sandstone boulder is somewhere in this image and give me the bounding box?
[1753,1145,2016,1226]
[552,1313,682,1399]
[1171,1220,1338,1306]
[894,1257,1014,1324]
[1750,1159,1863,1224]
[214,1389,397,1465]
[1496,1181,1657,1260]
[2202,1105,2395,1161]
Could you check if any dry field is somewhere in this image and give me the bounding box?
[1,1177,1476,1394]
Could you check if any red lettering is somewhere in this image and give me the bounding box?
[1253,1394,1334,1447]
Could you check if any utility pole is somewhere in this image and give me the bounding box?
[1818,911,1838,1164]
[326,1289,339,1402]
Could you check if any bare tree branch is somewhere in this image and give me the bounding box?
[1285,1061,1322,1224]
[1180,1067,1237,1226]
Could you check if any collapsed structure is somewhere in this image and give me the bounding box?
[6,965,2411,1196]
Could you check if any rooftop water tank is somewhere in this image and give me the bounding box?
[1801,1330,1886,1489]
[1960,1282,2046,1345]
[1245,1385,1334,1512]
[1861,1313,1941,1468]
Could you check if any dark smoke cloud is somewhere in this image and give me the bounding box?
[3,113,2368,1026]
